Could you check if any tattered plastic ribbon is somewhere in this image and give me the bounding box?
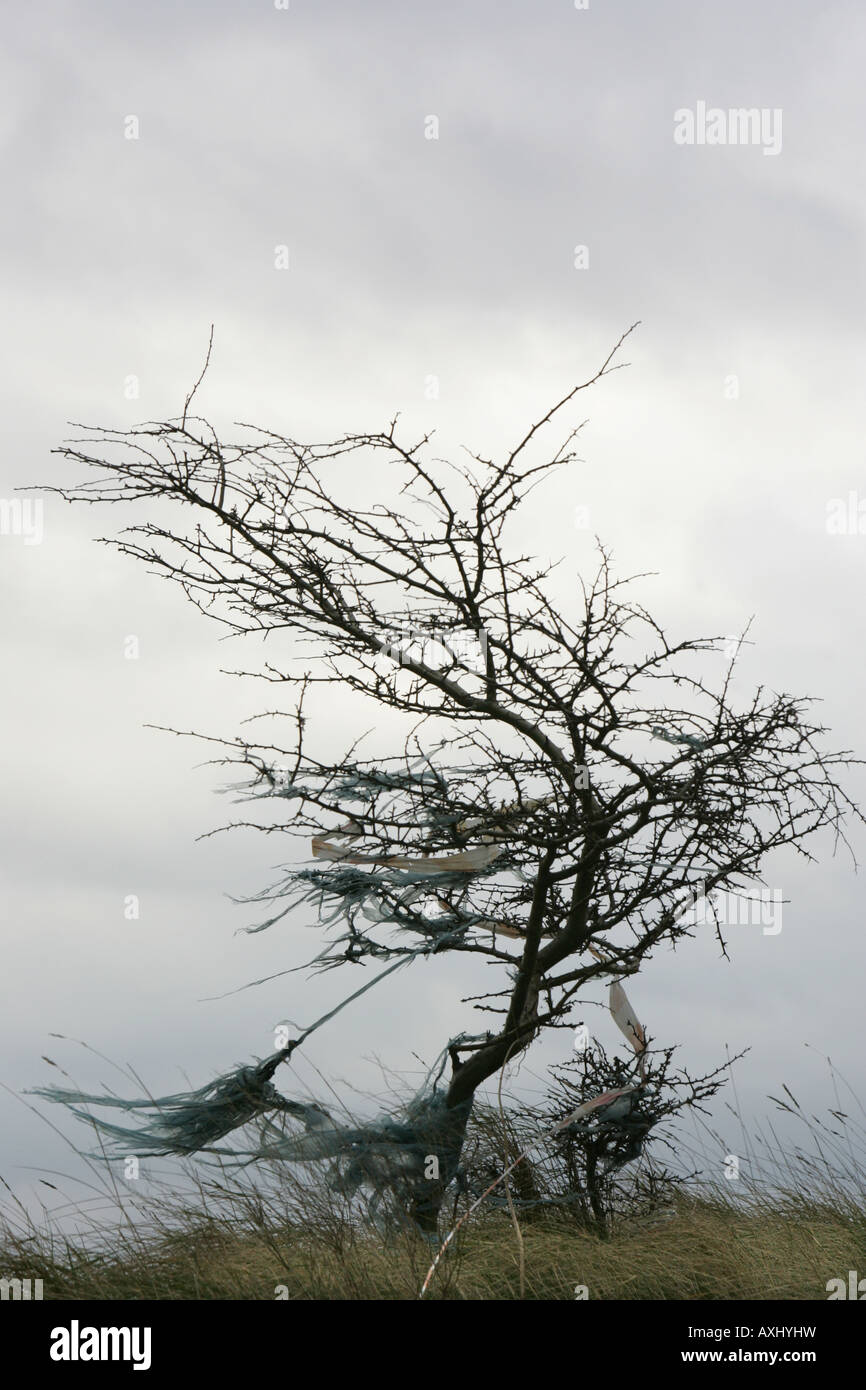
[29,953,428,1158]
[33,1033,477,1236]
[651,725,707,750]
[310,825,528,936]
[239,864,502,947]
[311,837,504,875]
[455,795,549,843]
[237,761,448,807]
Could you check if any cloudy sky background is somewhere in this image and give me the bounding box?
[3,0,866,1225]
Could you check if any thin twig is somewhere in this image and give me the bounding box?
[182,324,215,427]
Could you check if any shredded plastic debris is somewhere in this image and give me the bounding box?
[31,757,652,1246]
[651,725,707,750]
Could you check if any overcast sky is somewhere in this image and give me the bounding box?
[3,0,866,1227]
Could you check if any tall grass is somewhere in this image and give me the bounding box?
[1,1058,863,1300]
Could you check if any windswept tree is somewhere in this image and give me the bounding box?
[33,327,864,1236]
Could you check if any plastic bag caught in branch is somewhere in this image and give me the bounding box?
[651,725,707,750]
[588,945,648,1081]
[550,1084,641,1133]
[609,979,647,1059]
[310,838,504,875]
[455,795,550,843]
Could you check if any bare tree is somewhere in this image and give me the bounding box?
[33,327,864,1235]
[465,1040,737,1238]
